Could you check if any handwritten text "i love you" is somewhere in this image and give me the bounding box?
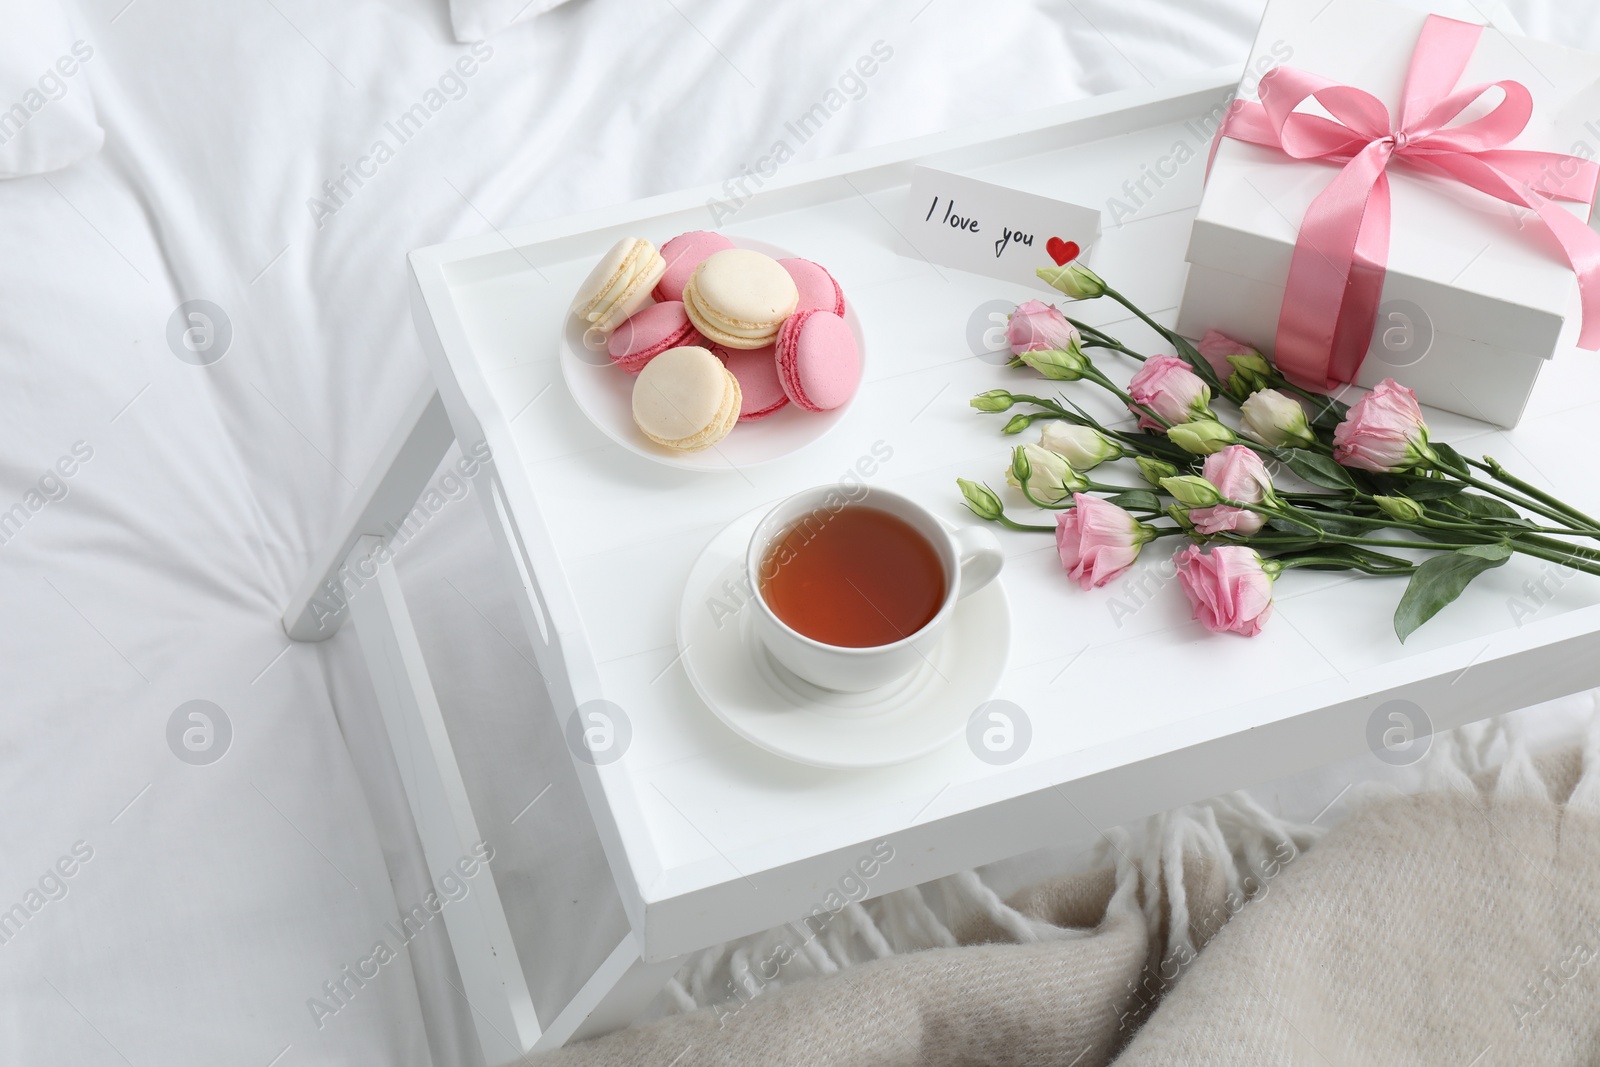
[923,196,1035,259]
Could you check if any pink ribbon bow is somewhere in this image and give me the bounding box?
[1217,14,1600,391]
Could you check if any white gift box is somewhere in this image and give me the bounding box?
[1176,0,1600,427]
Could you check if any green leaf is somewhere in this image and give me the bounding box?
[1241,535,1325,553]
[1304,393,1351,431]
[1308,514,1380,538]
[1379,474,1466,501]
[1266,511,1326,535]
[1430,442,1471,477]
[1276,448,1358,490]
[1439,492,1528,524]
[1274,544,1371,570]
[1412,527,1474,545]
[1344,546,1415,569]
[1114,431,1193,466]
[1107,490,1161,512]
[1393,543,1513,642]
[1271,544,1413,572]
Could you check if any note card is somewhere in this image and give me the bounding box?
[903,166,1101,291]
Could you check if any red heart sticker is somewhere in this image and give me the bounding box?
[1046,237,1080,266]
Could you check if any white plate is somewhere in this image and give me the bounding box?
[677,505,1011,769]
[559,237,865,472]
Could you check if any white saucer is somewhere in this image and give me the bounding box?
[559,237,865,472]
[677,505,1011,769]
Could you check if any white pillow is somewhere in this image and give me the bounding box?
[448,0,576,42]
[0,3,102,178]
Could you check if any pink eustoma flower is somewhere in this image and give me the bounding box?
[1332,379,1434,473]
[1054,494,1155,589]
[1174,544,1275,636]
[1127,354,1211,431]
[1189,445,1275,536]
[1007,299,1079,355]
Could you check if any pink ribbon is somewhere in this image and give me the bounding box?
[1216,14,1600,390]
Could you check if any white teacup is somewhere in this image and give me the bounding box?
[746,486,1004,693]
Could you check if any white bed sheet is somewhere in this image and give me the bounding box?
[4,0,1599,1063]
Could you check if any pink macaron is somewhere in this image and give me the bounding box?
[779,258,845,316]
[654,230,736,302]
[608,301,699,374]
[774,309,860,412]
[716,344,790,421]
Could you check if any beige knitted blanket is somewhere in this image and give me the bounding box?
[534,720,1600,1066]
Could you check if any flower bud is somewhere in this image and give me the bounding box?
[957,478,1004,521]
[1018,344,1089,381]
[1161,475,1224,508]
[1007,444,1085,504]
[1002,413,1033,435]
[1166,503,1195,530]
[1036,262,1106,300]
[1135,457,1180,487]
[1226,352,1273,397]
[1167,419,1236,455]
[1374,494,1426,524]
[1009,444,1030,484]
[971,389,1017,413]
[1239,389,1316,449]
[1039,422,1122,471]
[1196,330,1268,399]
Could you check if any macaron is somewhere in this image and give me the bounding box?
[654,230,736,302]
[716,344,790,421]
[774,309,860,412]
[570,237,666,334]
[631,345,742,452]
[608,301,700,374]
[779,257,845,316]
[682,248,798,350]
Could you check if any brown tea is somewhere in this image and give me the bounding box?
[759,505,946,648]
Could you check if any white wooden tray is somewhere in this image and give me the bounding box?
[406,64,1600,1000]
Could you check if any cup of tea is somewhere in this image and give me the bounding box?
[746,485,1004,693]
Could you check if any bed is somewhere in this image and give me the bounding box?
[5,0,1599,1063]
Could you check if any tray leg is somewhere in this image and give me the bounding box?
[534,938,684,1051]
[345,535,543,1063]
[283,383,454,642]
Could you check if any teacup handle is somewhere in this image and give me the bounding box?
[952,525,1004,599]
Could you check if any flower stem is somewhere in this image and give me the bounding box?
[1007,394,1072,414]
[1082,339,1148,361]
[1017,480,1071,511]
[1326,534,1481,551]
[1100,287,1182,350]
[1474,456,1600,531]
[1455,472,1596,533]
[1273,555,1417,575]
[995,514,1055,532]
[1508,539,1600,578]
[1085,480,1159,496]
[1516,532,1600,568]
[1064,316,1122,348]
[1231,500,1600,576]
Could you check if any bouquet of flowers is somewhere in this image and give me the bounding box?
[958,263,1600,639]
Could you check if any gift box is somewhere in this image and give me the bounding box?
[1176,0,1600,427]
